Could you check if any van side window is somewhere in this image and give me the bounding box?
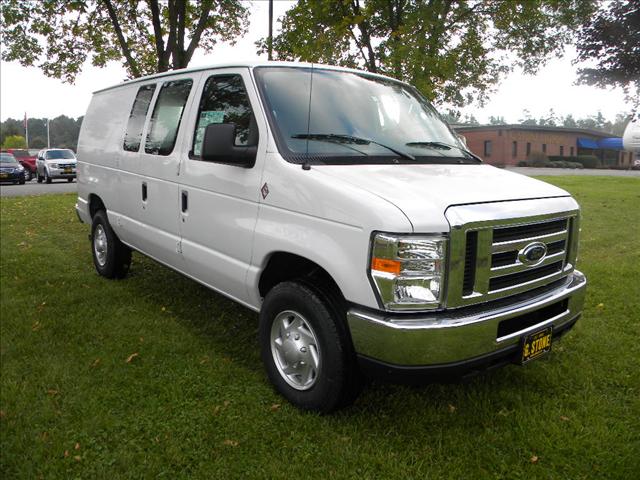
[192,75,256,158]
[145,79,193,156]
[123,84,156,152]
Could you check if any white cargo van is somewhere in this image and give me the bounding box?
[76,62,586,412]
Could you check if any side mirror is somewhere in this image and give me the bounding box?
[201,123,257,168]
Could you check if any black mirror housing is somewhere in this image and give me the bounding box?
[201,123,257,168]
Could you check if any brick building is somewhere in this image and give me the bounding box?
[453,125,634,167]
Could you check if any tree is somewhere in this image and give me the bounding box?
[575,0,640,105]
[0,0,250,82]
[258,0,596,107]
[489,116,507,125]
[562,114,577,128]
[519,110,538,126]
[2,135,27,149]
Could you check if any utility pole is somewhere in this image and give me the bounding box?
[268,0,273,61]
[47,119,51,148]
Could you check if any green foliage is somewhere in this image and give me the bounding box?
[1,134,27,149]
[1,178,638,478]
[258,0,596,107]
[0,116,83,150]
[575,0,640,106]
[574,155,600,169]
[0,0,250,82]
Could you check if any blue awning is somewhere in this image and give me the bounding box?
[577,138,598,149]
[598,137,623,150]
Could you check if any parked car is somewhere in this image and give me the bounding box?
[0,152,26,184]
[76,62,587,412]
[36,148,77,183]
[2,148,36,181]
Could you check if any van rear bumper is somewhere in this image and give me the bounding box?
[346,270,586,369]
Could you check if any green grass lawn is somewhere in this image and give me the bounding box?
[1,176,639,479]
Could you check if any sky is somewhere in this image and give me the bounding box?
[0,1,633,124]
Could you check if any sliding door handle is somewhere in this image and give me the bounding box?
[181,190,188,213]
[141,182,147,201]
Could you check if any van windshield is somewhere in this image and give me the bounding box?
[254,66,478,165]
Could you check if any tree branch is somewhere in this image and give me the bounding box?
[101,0,141,77]
[184,0,214,65]
[146,0,167,71]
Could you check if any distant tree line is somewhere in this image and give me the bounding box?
[0,116,83,151]
[443,110,630,136]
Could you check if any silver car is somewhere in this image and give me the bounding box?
[36,149,77,183]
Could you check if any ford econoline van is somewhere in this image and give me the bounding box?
[76,62,586,412]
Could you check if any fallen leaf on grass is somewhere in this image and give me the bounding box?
[0,410,5,418]
[596,303,604,309]
[126,352,139,363]
[212,405,221,415]
[199,356,210,365]
[530,455,539,464]
[63,450,69,458]
[448,404,456,413]
[91,358,101,368]
[223,400,230,407]
[74,455,81,462]
[31,321,42,331]
[47,389,59,396]
[223,439,239,447]
[75,442,80,450]
[560,416,570,422]
[269,404,281,412]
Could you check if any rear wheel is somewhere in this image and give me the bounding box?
[259,280,361,412]
[91,210,131,279]
[44,169,52,184]
[37,171,43,183]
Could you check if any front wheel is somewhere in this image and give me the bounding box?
[44,169,52,184]
[259,281,361,413]
[67,178,74,183]
[91,210,131,279]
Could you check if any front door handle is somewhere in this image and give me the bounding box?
[181,190,188,213]
[142,182,147,201]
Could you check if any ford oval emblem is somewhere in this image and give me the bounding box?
[519,242,548,266]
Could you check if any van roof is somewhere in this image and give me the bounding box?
[93,61,407,94]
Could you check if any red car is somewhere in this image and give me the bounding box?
[2,149,36,181]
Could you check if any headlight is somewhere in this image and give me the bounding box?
[50,163,58,168]
[17,165,24,171]
[369,233,447,311]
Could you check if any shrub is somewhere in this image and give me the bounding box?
[575,155,600,169]
[527,151,548,167]
[1,135,27,149]
[517,160,528,167]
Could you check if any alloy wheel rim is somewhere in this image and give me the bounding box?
[270,310,321,391]
[94,224,108,266]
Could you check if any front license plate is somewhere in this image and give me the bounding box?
[0,174,7,179]
[521,326,553,364]
[64,168,72,174]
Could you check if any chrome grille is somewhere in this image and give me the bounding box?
[445,198,580,308]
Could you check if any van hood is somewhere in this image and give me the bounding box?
[313,164,570,232]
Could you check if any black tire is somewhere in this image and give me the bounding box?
[67,178,74,183]
[44,169,52,184]
[259,280,361,413]
[37,172,43,183]
[19,177,25,185]
[91,209,131,279]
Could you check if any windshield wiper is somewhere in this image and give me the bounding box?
[406,141,482,162]
[293,133,416,161]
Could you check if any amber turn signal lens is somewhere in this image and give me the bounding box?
[371,257,401,275]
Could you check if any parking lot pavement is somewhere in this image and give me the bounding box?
[506,167,640,177]
[0,178,78,197]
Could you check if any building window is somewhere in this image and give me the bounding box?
[526,142,531,157]
[560,146,564,156]
[484,140,492,157]
[542,143,547,154]
[570,146,574,156]
[512,141,517,158]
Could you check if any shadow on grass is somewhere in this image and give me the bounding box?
[122,251,554,423]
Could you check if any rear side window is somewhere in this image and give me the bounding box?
[145,79,193,156]
[192,75,256,158]
[123,84,156,152]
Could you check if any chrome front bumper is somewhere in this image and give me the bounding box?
[347,270,586,366]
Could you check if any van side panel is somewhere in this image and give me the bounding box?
[77,86,138,227]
